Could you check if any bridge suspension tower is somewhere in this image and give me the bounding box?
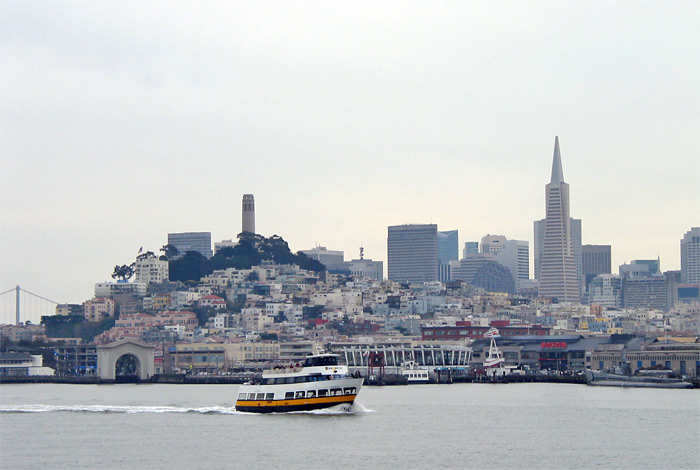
[0,285,58,325]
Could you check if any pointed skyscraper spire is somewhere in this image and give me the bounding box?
[550,136,565,184]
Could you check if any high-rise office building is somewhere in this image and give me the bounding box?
[438,230,459,282]
[463,241,478,258]
[451,253,516,294]
[582,245,612,294]
[622,275,668,311]
[167,232,213,258]
[537,137,580,303]
[681,227,700,283]
[534,217,581,292]
[242,194,255,234]
[480,234,529,290]
[301,247,345,272]
[387,224,438,283]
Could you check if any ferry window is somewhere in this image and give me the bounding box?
[285,392,294,399]
[247,393,256,400]
[256,393,266,400]
[274,378,285,385]
[343,387,356,395]
[238,393,246,400]
[331,388,342,396]
[318,389,328,397]
[265,393,274,401]
[285,377,295,384]
[295,377,305,383]
[307,390,316,398]
[295,391,305,399]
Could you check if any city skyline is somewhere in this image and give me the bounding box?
[1,2,699,312]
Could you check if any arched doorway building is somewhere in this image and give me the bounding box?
[96,340,155,380]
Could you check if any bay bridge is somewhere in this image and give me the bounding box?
[0,285,58,325]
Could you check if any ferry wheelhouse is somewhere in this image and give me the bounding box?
[235,354,363,413]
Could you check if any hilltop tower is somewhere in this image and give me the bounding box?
[242,194,255,234]
[538,137,580,303]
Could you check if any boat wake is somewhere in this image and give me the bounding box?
[288,402,372,416]
[0,404,241,415]
[2,402,373,416]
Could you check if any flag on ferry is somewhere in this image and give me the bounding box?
[484,327,500,338]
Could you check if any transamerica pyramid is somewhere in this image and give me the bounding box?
[538,137,580,303]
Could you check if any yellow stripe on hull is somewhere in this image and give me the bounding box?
[236,394,357,409]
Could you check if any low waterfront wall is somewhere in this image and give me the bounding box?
[2,374,697,387]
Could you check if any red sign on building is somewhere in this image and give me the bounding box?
[540,342,567,349]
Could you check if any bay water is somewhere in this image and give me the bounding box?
[1,383,698,469]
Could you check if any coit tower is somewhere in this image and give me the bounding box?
[242,194,255,234]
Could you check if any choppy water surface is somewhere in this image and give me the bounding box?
[1,383,698,469]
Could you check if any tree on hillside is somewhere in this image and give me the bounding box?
[136,251,157,262]
[231,233,262,268]
[259,234,295,264]
[159,244,179,261]
[111,264,134,281]
[169,250,209,283]
[167,233,325,283]
[294,251,325,272]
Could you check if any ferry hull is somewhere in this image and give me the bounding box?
[236,395,357,413]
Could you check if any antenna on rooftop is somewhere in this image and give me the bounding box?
[359,247,364,260]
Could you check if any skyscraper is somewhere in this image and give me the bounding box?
[242,194,255,234]
[167,232,213,258]
[451,253,516,294]
[387,224,438,283]
[438,230,459,282]
[681,227,700,283]
[480,234,529,290]
[534,217,581,291]
[463,241,478,258]
[538,137,580,303]
[582,244,611,294]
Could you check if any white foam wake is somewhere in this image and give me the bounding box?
[289,402,373,415]
[0,404,240,414]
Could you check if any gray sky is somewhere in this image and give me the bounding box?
[1,1,699,322]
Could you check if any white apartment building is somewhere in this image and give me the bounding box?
[94,281,147,298]
[310,290,362,308]
[241,308,273,331]
[170,291,201,310]
[133,258,169,285]
[83,298,115,322]
[345,258,384,281]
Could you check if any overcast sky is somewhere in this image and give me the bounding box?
[1,2,698,322]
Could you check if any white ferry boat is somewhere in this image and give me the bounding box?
[399,361,430,383]
[235,354,363,413]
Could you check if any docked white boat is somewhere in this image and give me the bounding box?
[480,327,514,376]
[235,354,363,413]
[399,361,430,383]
